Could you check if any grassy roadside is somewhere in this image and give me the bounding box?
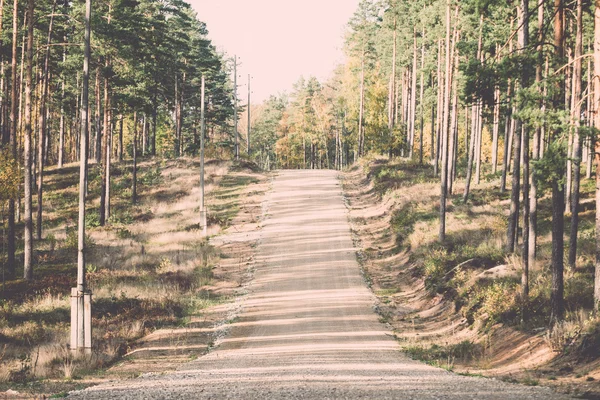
[0,158,267,398]
[342,154,600,399]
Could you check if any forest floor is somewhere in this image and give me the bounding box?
[0,157,270,399]
[342,155,600,399]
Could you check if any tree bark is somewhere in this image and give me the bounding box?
[434,39,443,175]
[99,73,110,226]
[76,0,91,350]
[529,0,544,268]
[358,49,365,158]
[594,0,600,309]
[118,114,123,162]
[94,69,101,163]
[23,0,34,280]
[132,112,138,204]
[568,0,583,270]
[408,28,417,159]
[419,34,425,165]
[36,0,56,241]
[388,17,396,158]
[6,0,18,279]
[519,0,530,303]
[551,0,565,323]
[492,84,500,174]
[439,0,451,243]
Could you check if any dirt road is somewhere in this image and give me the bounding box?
[69,170,570,399]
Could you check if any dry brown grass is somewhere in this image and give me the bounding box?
[343,155,599,389]
[0,158,269,394]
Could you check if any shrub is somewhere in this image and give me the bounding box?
[423,248,453,293]
[462,280,519,327]
[85,212,100,228]
[64,226,95,250]
[391,203,417,249]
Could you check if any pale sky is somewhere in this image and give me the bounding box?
[188,0,360,103]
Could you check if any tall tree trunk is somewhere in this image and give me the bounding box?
[448,79,458,195]
[99,72,110,226]
[448,28,459,194]
[104,97,111,223]
[594,0,600,309]
[529,0,544,268]
[6,0,18,279]
[142,115,148,156]
[151,93,157,156]
[507,91,522,252]
[474,17,484,186]
[58,8,67,168]
[439,0,451,242]
[94,69,101,163]
[551,0,565,323]
[520,0,531,303]
[464,16,483,200]
[419,37,425,165]
[492,83,500,174]
[118,114,123,162]
[409,28,417,159]
[434,39,443,175]
[430,75,435,163]
[58,76,65,167]
[474,101,483,184]
[23,0,34,280]
[0,0,5,145]
[463,105,477,203]
[36,0,56,241]
[501,110,512,192]
[388,17,396,158]
[358,49,365,158]
[501,24,515,192]
[200,75,207,234]
[586,55,593,180]
[132,112,138,204]
[174,75,179,157]
[75,0,91,350]
[568,0,583,270]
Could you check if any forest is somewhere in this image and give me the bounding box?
[248,0,600,326]
[0,0,237,281]
[2,0,600,396]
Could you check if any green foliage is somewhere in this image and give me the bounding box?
[109,209,134,225]
[0,149,19,203]
[461,279,519,327]
[85,212,101,229]
[64,227,96,251]
[140,165,163,186]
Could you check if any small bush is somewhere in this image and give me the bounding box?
[85,212,101,228]
[141,166,162,185]
[462,280,519,327]
[63,227,95,250]
[116,227,133,239]
[109,209,134,225]
[391,203,418,249]
[195,265,214,287]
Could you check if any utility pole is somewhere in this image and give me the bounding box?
[233,55,239,160]
[71,0,92,354]
[200,75,207,236]
[247,74,251,155]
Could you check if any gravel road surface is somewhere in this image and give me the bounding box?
[69,170,571,399]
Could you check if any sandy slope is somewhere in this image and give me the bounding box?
[68,170,571,399]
